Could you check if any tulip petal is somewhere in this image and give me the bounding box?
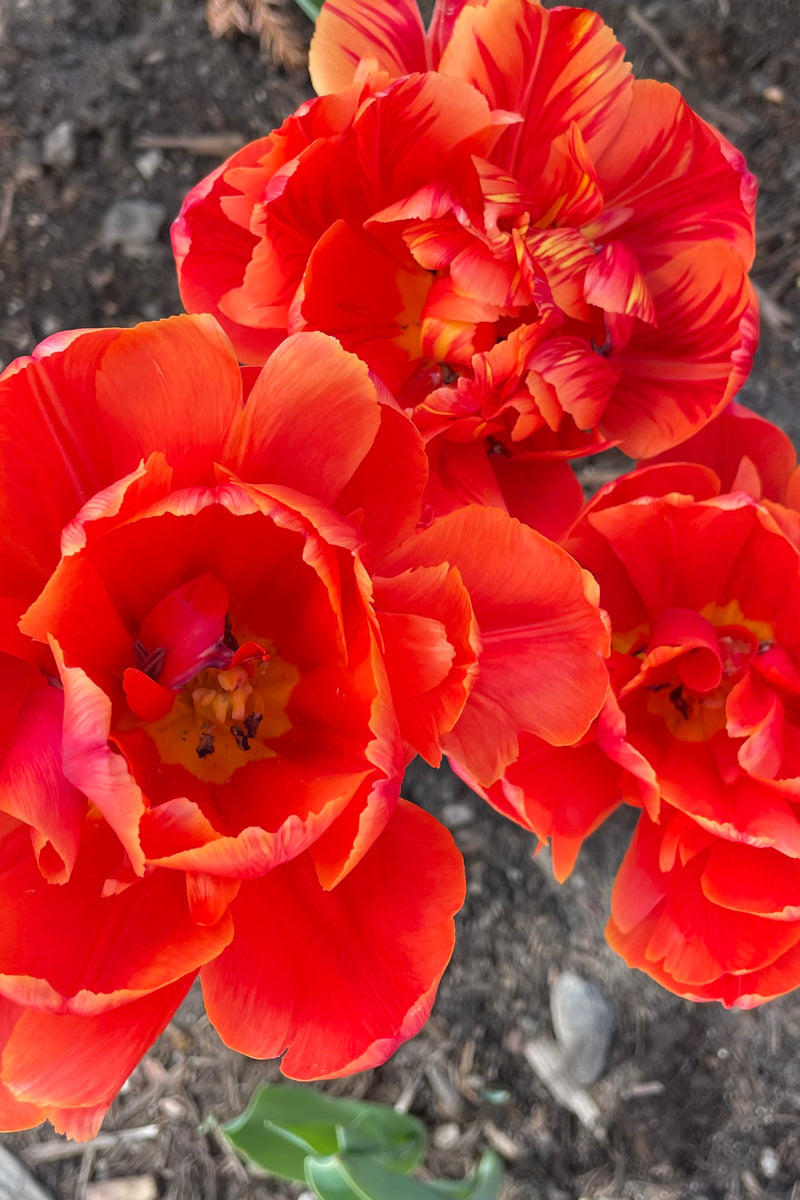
[0,829,232,1010]
[591,79,756,270]
[602,244,758,458]
[0,328,119,599]
[374,564,480,764]
[310,0,429,93]
[201,800,464,1078]
[228,332,381,506]
[52,641,146,875]
[702,842,800,920]
[381,506,609,784]
[94,315,243,487]
[439,0,632,184]
[644,401,798,503]
[0,685,85,883]
[335,393,428,555]
[452,731,623,882]
[2,975,193,1113]
[299,220,432,394]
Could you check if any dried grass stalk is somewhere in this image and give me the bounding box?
[205,0,306,69]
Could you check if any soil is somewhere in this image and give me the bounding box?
[1,1,799,1198]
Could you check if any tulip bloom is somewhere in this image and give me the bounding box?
[0,316,608,1136]
[477,456,800,1008]
[173,0,757,536]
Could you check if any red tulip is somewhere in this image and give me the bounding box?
[0,316,608,1135]
[502,460,800,1006]
[174,0,757,537]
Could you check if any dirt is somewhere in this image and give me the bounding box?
[0,0,799,1198]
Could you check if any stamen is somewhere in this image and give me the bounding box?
[223,613,239,653]
[669,684,690,720]
[230,724,251,751]
[196,731,215,759]
[133,640,166,680]
[244,712,263,738]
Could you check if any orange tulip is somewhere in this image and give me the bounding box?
[174,0,757,536]
[0,316,608,1135]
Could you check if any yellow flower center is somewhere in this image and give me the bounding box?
[142,648,300,783]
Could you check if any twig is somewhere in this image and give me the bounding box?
[75,1147,96,1199]
[627,5,693,78]
[523,1038,606,1141]
[753,280,793,333]
[0,1145,55,1200]
[134,133,246,158]
[699,100,752,137]
[22,1125,160,1164]
[0,181,16,249]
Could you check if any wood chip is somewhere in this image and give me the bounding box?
[425,1060,465,1120]
[85,1179,157,1200]
[0,1145,55,1200]
[523,1038,606,1141]
[620,1080,667,1100]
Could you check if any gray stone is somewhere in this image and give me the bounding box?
[432,1122,461,1150]
[441,801,474,828]
[759,1146,779,1179]
[135,148,163,180]
[42,120,76,170]
[101,199,166,256]
[550,971,615,1086]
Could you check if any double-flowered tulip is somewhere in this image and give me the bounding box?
[0,316,608,1135]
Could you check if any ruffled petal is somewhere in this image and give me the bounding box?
[602,243,758,458]
[227,332,381,505]
[201,800,464,1078]
[297,220,432,394]
[1,975,193,1121]
[643,401,798,504]
[380,505,609,784]
[590,79,756,270]
[0,328,119,599]
[439,0,632,186]
[310,0,430,93]
[0,685,85,883]
[0,827,232,1011]
[452,731,623,882]
[93,315,243,488]
[51,640,147,875]
[374,565,480,764]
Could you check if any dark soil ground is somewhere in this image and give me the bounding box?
[1,1,799,1198]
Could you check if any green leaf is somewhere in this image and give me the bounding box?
[427,1151,505,1199]
[291,0,323,21]
[224,1085,425,1182]
[308,1151,504,1200]
[305,1157,369,1200]
[309,1154,437,1200]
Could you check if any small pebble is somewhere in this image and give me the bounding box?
[550,971,615,1086]
[43,119,77,169]
[432,1122,461,1149]
[135,148,163,180]
[759,1146,779,1179]
[441,801,474,829]
[101,199,166,256]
